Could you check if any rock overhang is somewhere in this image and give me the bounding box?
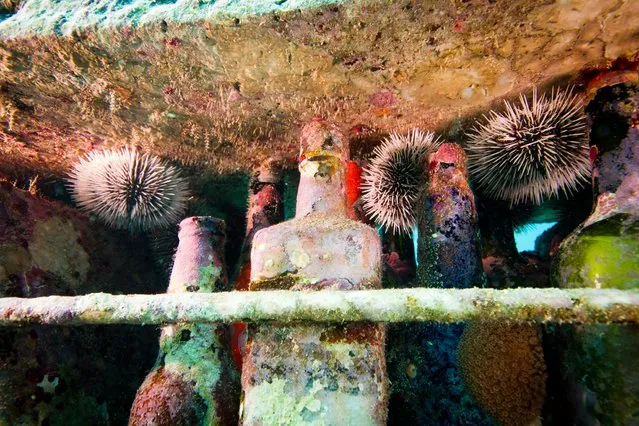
[0,0,637,182]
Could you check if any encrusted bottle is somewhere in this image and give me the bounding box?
[550,80,639,424]
[129,217,240,426]
[553,82,639,289]
[241,119,388,425]
[396,143,490,425]
[414,143,546,426]
[231,159,284,370]
[417,143,485,288]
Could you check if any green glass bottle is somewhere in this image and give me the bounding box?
[553,81,639,289]
[551,80,639,425]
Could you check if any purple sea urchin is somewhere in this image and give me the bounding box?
[361,129,442,234]
[68,148,188,231]
[467,88,590,205]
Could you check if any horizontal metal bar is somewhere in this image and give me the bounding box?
[1,288,638,326]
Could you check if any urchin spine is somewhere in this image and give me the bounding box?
[467,87,590,205]
[361,129,442,234]
[68,148,189,231]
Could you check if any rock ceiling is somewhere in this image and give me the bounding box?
[0,0,638,182]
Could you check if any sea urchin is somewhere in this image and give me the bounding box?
[68,148,189,231]
[466,87,590,205]
[361,129,442,234]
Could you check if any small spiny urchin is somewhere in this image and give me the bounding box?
[68,148,189,231]
[466,87,590,205]
[361,129,443,234]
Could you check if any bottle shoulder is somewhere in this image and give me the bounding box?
[250,213,382,287]
[253,212,379,241]
[552,213,639,289]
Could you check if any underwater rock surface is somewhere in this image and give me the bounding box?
[0,0,638,179]
[0,182,165,425]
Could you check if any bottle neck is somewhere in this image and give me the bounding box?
[168,216,227,293]
[245,160,284,238]
[295,156,347,217]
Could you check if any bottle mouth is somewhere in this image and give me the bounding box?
[178,216,226,238]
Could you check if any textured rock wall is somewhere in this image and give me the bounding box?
[0,0,637,182]
[0,183,165,425]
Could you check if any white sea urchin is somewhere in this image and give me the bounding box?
[361,129,442,234]
[68,148,189,231]
[466,87,590,205]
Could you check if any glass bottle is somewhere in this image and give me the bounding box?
[130,217,239,425]
[241,119,388,425]
[552,81,639,288]
[417,143,485,288]
[231,159,284,371]
[551,80,639,425]
[416,143,546,426]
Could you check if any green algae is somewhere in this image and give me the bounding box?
[561,324,639,425]
[160,323,223,425]
[243,322,385,425]
[197,262,224,291]
[250,273,306,290]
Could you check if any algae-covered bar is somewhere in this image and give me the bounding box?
[1,288,638,326]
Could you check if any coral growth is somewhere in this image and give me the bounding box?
[0,182,165,425]
[467,88,590,204]
[457,321,547,426]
